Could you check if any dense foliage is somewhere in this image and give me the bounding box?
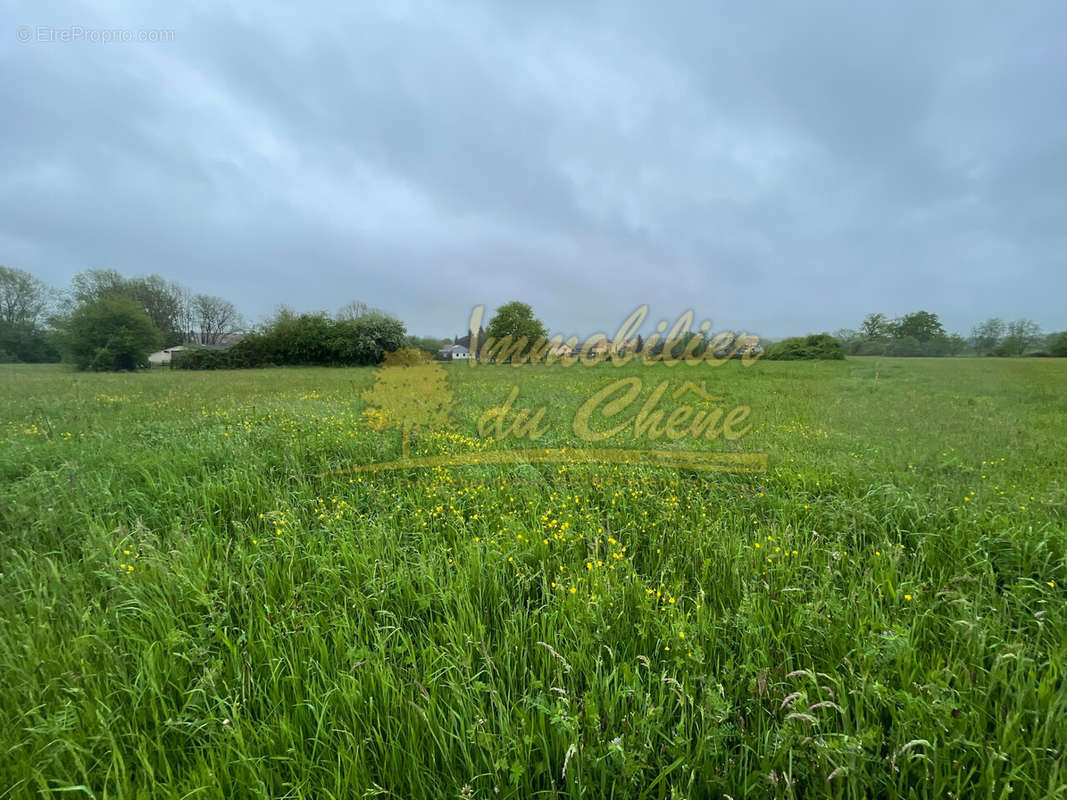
[763,333,845,360]
[836,312,1059,358]
[53,295,164,370]
[1049,331,1067,358]
[176,311,407,369]
[0,266,58,363]
[484,300,549,360]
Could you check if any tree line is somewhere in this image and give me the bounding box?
[834,311,1066,358]
[0,266,244,368]
[0,264,450,370]
[1,263,1064,369]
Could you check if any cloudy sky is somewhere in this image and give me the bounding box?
[2,1,1065,339]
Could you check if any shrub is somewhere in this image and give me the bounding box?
[174,312,408,369]
[57,296,163,371]
[1048,331,1067,357]
[172,348,232,370]
[886,335,922,357]
[330,314,407,365]
[0,322,60,363]
[762,333,845,361]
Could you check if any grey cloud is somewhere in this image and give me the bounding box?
[1,0,1064,339]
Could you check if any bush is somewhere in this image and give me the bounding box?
[0,322,60,363]
[886,335,922,357]
[171,348,233,370]
[762,333,845,361]
[57,296,163,371]
[174,312,407,369]
[852,338,889,356]
[1048,331,1067,357]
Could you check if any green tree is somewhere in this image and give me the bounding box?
[945,333,969,356]
[892,311,945,343]
[0,265,51,327]
[834,328,861,354]
[406,335,448,356]
[969,317,1005,356]
[127,276,187,346]
[58,296,163,371]
[66,269,190,346]
[331,314,407,365]
[0,265,58,362]
[484,301,548,362]
[1048,331,1067,357]
[860,313,892,340]
[998,319,1042,356]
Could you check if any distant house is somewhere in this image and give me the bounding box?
[548,341,575,359]
[148,346,187,366]
[148,340,239,366]
[437,344,471,361]
[564,339,633,361]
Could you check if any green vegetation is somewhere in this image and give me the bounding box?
[483,300,550,360]
[763,333,845,361]
[0,265,59,363]
[175,310,408,369]
[834,312,1061,358]
[1,358,1066,798]
[53,295,164,371]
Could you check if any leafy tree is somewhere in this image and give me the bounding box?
[406,335,448,356]
[853,338,889,355]
[860,313,892,340]
[997,319,1042,356]
[834,329,865,355]
[892,310,945,343]
[126,276,187,346]
[970,318,1005,356]
[886,335,922,357]
[57,296,163,371]
[331,314,407,364]
[945,333,969,356]
[0,322,58,363]
[65,269,191,346]
[484,301,548,361]
[0,266,58,362]
[0,265,51,326]
[66,269,127,308]
[1048,331,1067,357]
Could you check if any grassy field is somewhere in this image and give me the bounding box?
[1,357,1065,799]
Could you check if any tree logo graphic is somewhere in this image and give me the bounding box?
[361,349,453,460]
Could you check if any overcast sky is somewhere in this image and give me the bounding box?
[2,1,1065,339]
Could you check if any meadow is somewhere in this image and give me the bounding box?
[1,357,1065,799]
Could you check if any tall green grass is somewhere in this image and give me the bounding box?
[1,358,1065,798]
